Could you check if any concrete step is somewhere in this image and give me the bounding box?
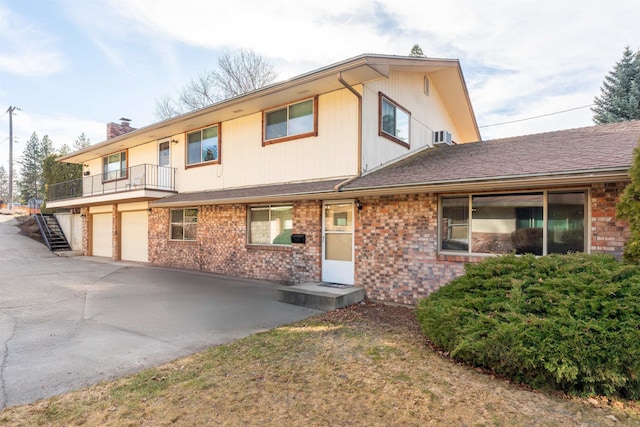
[277,282,365,311]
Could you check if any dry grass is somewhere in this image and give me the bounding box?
[1,302,640,426]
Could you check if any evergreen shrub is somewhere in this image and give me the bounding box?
[416,253,640,398]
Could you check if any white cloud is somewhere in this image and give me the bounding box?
[0,107,104,171]
[7,0,640,146]
[0,4,66,76]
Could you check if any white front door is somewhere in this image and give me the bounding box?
[322,201,355,285]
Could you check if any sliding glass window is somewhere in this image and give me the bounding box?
[440,191,586,255]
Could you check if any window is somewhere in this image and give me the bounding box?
[248,205,293,245]
[187,125,220,166]
[439,191,587,255]
[102,151,127,181]
[379,93,410,147]
[263,98,317,144]
[170,208,198,241]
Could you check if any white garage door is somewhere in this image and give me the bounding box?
[121,211,148,262]
[92,213,112,258]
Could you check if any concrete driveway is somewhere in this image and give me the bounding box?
[0,214,321,409]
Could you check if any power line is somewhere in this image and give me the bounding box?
[479,104,595,128]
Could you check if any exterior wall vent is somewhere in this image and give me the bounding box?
[433,130,452,145]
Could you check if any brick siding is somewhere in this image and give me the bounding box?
[355,193,471,305]
[591,182,630,258]
[148,201,322,284]
[90,182,629,306]
[356,183,631,305]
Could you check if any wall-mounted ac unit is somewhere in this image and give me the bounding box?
[433,130,452,145]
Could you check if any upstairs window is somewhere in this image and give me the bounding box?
[379,93,410,148]
[102,151,127,182]
[263,97,317,145]
[170,208,198,241]
[187,124,220,166]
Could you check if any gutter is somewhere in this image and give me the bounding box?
[335,73,364,192]
[339,169,630,198]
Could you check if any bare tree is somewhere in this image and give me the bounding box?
[155,49,278,120]
[212,49,278,99]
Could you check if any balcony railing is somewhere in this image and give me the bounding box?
[48,164,176,202]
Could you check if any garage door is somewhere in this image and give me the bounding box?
[121,211,148,262]
[92,213,112,258]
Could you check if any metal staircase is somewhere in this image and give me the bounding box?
[34,213,72,252]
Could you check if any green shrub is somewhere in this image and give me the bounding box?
[416,253,640,398]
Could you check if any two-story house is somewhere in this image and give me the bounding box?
[47,53,638,305]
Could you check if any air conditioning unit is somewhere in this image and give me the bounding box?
[433,130,452,145]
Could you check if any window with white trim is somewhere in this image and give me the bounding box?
[440,191,587,255]
[248,205,293,245]
[187,125,219,166]
[263,98,316,144]
[170,208,198,241]
[379,93,410,147]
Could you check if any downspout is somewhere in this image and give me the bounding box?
[335,73,363,193]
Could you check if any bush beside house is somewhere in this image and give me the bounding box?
[416,253,640,398]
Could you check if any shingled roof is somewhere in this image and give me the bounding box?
[342,120,640,191]
[151,178,345,207]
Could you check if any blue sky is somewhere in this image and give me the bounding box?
[1,0,639,172]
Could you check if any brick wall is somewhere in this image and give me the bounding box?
[81,207,89,256]
[356,193,472,304]
[148,201,322,284]
[106,119,136,139]
[591,182,630,258]
[356,183,631,305]
[135,182,632,305]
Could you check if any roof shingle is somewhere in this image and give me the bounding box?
[343,120,640,190]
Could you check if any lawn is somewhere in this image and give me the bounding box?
[1,302,639,426]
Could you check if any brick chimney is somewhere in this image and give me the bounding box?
[106,118,136,139]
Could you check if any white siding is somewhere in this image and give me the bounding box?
[361,72,461,172]
[54,213,82,251]
[176,89,359,193]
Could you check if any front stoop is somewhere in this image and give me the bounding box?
[277,282,365,311]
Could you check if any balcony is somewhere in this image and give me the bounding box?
[48,164,176,205]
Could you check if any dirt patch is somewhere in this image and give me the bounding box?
[13,214,44,243]
[1,301,639,426]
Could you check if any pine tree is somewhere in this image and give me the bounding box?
[43,133,91,202]
[592,46,640,124]
[73,132,91,151]
[617,142,640,261]
[409,44,426,57]
[17,132,54,203]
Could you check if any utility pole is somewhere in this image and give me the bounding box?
[6,106,19,211]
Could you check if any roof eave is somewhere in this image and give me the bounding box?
[340,169,630,197]
[59,55,474,164]
[148,189,350,209]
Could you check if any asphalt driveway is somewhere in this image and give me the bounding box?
[0,214,321,409]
